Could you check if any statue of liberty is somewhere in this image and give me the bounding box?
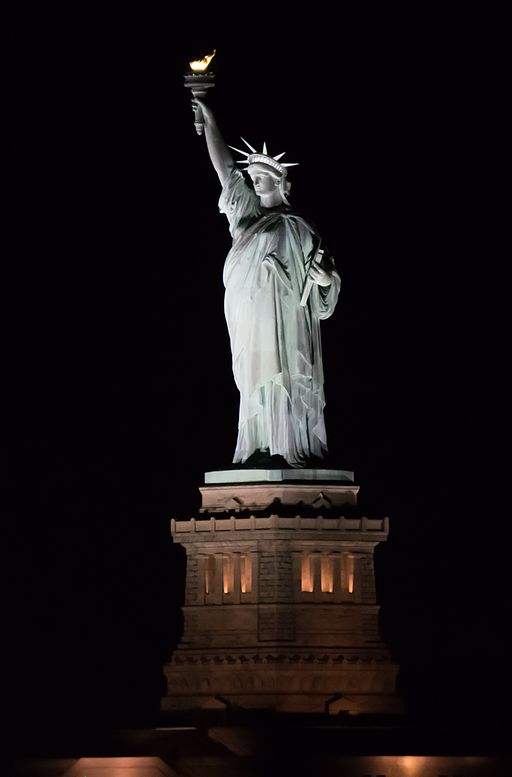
[192,98,341,468]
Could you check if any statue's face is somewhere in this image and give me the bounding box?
[248,167,279,197]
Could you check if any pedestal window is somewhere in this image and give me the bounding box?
[301,554,314,593]
[240,554,252,594]
[201,552,256,603]
[342,554,355,595]
[321,556,334,593]
[204,555,216,595]
[223,554,234,594]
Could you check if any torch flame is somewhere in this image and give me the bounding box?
[189,49,216,73]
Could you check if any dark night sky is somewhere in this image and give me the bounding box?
[11,1,506,747]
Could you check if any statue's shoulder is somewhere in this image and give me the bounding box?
[282,210,319,238]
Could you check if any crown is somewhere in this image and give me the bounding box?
[228,138,299,176]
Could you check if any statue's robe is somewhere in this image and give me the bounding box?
[219,169,340,467]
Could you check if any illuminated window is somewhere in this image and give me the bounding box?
[205,555,216,594]
[240,554,252,593]
[301,554,313,592]
[223,555,234,594]
[321,556,333,593]
[343,555,355,594]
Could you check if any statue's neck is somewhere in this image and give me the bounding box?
[258,190,284,209]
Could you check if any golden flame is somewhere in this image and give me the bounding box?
[189,49,216,73]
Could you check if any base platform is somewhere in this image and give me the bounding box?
[205,468,354,484]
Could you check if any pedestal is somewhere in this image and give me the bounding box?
[162,470,402,715]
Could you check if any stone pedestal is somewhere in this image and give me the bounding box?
[162,471,402,715]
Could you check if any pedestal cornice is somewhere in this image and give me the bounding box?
[199,482,360,513]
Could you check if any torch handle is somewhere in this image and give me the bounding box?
[191,87,208,135]
[184,74,215,137]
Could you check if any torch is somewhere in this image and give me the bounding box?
[184,49,216,135]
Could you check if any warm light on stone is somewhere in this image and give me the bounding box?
[62,756,175,775]
[164,482,402,714]
[321,556,334,593]
[301,554,314,593]
[240,554,252,593]
[345,555,355,594]
[205,555,215,594]
[223,554,234,594]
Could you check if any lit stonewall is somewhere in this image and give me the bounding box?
[162,471,402,715]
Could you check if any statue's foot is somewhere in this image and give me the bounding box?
[236,450,330,470]
[239,450,289,469]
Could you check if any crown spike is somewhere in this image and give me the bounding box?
[273,152,286,161]
[240,137,258,153]
[281,162,299,167]
[262,141,268,155]
[228,145,250,158]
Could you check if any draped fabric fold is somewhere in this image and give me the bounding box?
[219,169,340,467]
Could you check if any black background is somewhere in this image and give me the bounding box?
[11,0,505,748]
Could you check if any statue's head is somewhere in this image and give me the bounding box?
[228,139,298,207]
[248,162,292,205]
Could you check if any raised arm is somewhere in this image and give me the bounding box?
[192,98,234,187]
